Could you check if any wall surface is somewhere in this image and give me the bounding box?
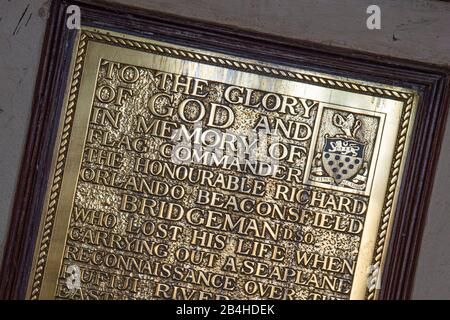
[0,0,449,299]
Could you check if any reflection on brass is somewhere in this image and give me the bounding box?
[27,27,418,300]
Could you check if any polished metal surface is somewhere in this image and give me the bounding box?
[27,27,418,300]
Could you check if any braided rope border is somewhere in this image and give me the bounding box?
[366,95,415,300]
[29,29,416,300]
[83,31,412,100]
[29,34,88,300]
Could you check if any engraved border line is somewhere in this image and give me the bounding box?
[29,29,417,300]
[366,95,414,300]
[29,34,88,300]
[82,31,413,100]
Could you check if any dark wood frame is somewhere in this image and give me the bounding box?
[1,0,449,299]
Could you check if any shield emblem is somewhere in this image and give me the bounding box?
[322,137,365,184]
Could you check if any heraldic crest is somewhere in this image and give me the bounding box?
[310,112,369,190]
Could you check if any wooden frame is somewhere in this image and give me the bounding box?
[1,0,449,299]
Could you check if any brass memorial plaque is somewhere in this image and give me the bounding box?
[27,27,418,300]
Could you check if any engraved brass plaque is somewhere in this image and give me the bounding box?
[27,27,418,300]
